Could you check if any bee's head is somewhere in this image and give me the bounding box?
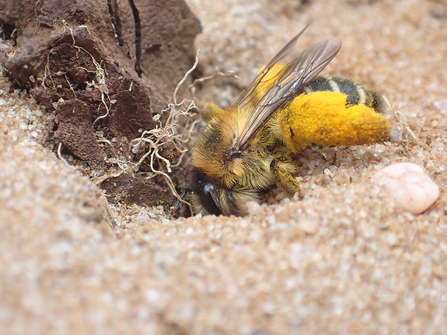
[187,168,258,216]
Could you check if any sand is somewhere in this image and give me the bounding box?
[1,0,447,334]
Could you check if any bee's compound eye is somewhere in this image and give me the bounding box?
[202,182,214,195]
[198,181,222,216]
[192,168,239,216]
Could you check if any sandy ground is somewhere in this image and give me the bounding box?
[1,0,447,334]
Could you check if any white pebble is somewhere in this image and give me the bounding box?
[300,218,319,234]
[371,163,439,215]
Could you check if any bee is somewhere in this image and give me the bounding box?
[185,27,391,216]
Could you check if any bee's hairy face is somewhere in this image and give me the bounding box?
[189,168,259,216]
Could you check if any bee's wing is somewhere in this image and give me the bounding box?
[232,35,342,152]
[234,27,309,109]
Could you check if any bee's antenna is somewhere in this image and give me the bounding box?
[174,188,192,210]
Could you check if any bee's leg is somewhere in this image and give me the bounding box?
[270,158,300,195]
[174,187,192,210]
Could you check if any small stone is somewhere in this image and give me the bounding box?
[300,218,319,234]
[371,163,440,215]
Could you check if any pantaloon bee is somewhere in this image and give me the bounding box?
[186,27,391,216]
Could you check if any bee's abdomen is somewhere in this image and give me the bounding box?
[305,75,384,113]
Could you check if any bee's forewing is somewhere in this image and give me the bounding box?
[232,34,342,152]
[234,26,309,109]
